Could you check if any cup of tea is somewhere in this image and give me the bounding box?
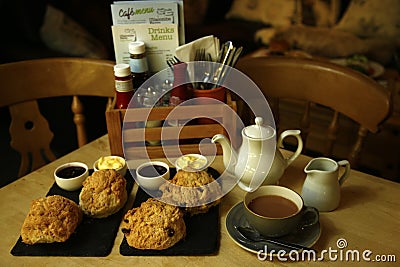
[244,185,319,237]
[135,161,170,191]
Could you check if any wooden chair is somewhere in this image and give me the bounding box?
[0,57,116,177]
[235,56,392,167]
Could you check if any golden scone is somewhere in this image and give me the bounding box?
[79,169,127,218]
[160,170,222,215]
[21,195,82,245]
[121,198,186,250]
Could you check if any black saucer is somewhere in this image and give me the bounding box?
[225,202,321,255]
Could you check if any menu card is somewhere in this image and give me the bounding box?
[111,0,184,72]
[111,0,184,44]
[112,23,179,72]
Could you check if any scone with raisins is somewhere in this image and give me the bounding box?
[21,195,82,244]
[160,170,222,215]
[79,169,127,218]
[121,198,186,250]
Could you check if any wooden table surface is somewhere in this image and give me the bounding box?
[1,135,399,266]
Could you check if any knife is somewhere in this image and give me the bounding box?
[235,226,315,252]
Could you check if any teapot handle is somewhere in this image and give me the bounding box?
[278,130,303,166]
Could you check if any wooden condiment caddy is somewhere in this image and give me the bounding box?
[105,91,237,159]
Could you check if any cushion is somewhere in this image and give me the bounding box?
[273,25,369,58]
[225,0,297,28]
[334,0,400,39]
[259,24,396,64]
[40,5,107,59]
[309,0,341,27]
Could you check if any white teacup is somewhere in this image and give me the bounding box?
[93,155,127,176]
[54,162,89,191]
[175,154,208,172]
[135,161,170,191]
[244,185,319,237]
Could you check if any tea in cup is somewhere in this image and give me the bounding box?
[244,185,319,237]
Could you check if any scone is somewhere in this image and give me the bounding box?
[160,170,222,215]
[121,198,186,250]
[79,169,127,218]
[21,195,82,245]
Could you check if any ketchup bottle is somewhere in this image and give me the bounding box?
[114,63,133,109]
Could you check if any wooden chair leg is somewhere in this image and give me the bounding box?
[72,96,87,147]
[348,126,368,168]
[18,153,30,177]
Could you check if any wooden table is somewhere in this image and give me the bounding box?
[1,135,399,266]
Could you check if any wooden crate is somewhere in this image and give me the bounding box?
[105,92,237,159]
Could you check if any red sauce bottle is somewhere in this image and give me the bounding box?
[114,63,134,109]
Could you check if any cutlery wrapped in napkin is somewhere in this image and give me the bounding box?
[175,35,220,62]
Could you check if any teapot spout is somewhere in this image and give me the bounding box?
[211,134,237,173]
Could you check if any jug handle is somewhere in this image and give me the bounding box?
[338,160,350,185]
[278,130,303,166]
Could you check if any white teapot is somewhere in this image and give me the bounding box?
[211,117,303,192]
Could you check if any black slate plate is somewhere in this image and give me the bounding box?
[119,167,221,256]
[11,170,134,257]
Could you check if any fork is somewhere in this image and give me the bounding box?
[166,56,182,69]
[194,48,207,88]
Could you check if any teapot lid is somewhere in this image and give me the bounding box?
[243,117,275,139]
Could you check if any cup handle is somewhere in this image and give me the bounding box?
[338,160,350,186]
[278,130,303,166]
[299,206,319,228]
